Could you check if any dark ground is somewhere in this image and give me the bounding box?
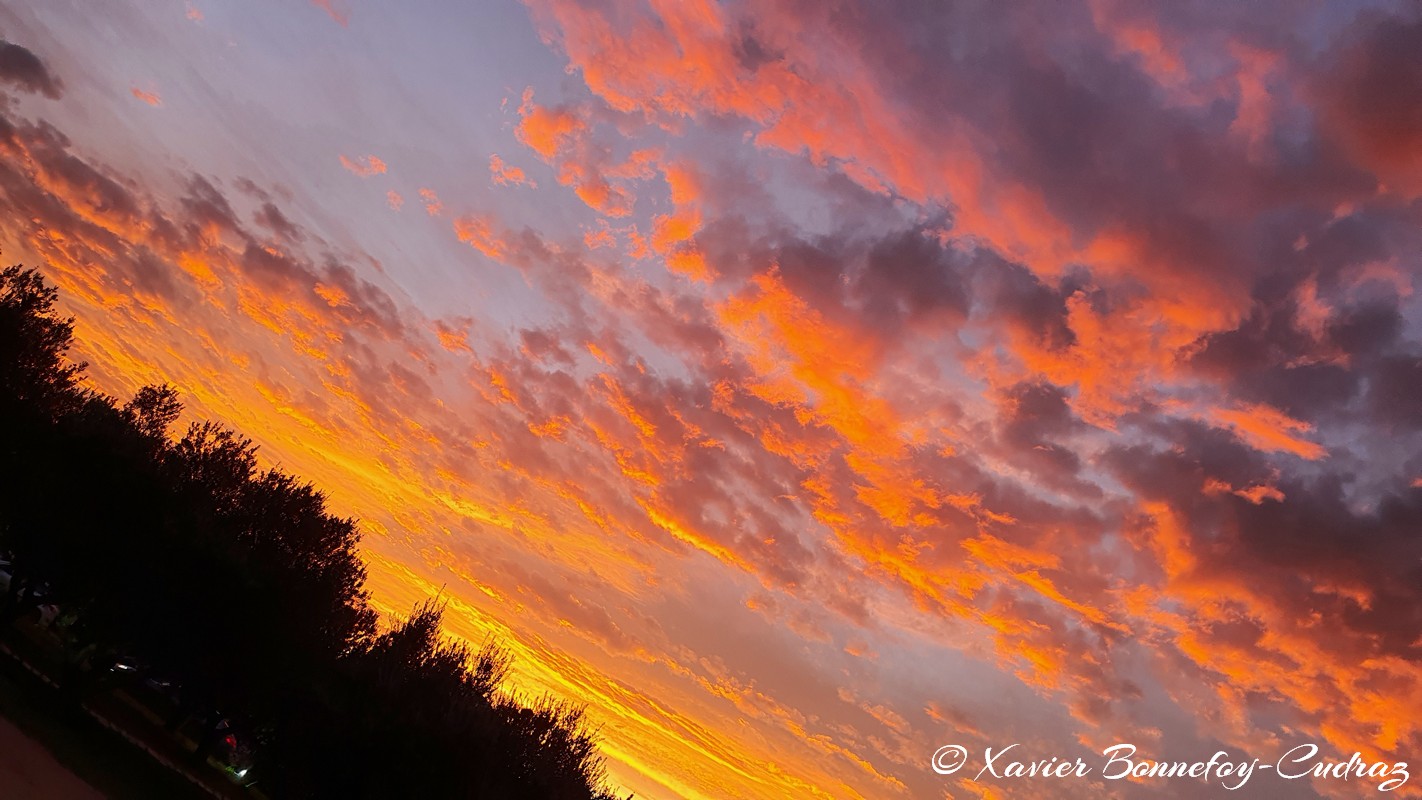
[0,635,212,800]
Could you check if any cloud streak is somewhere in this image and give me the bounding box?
[311,0,349,28]
[130,86,162,106]
[339,153,387,177]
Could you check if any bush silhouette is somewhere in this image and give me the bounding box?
[0,266,629,799]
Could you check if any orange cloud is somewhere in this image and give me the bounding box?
[130,86,162,106]
[490,154,536,188]
[648,161,710,281]
[419,187,443,216]
[453,214,508,261]
[339,153,387,177]
[1199,402,1327,460]
[513,89,650,218]
[515,88,585,159]
[583,220,616,250]
[433,320,473,354]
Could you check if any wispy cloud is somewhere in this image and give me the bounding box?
[338,153,387,177]
[130,86,162,106]
[311,0,349,27]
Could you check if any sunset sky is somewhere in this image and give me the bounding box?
[2,0,1421,797]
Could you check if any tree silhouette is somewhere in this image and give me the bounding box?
[0,264,85,418]
[0,265,629,799]
[122,383,182,442]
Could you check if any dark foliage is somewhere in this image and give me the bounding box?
[0,266,627,799]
